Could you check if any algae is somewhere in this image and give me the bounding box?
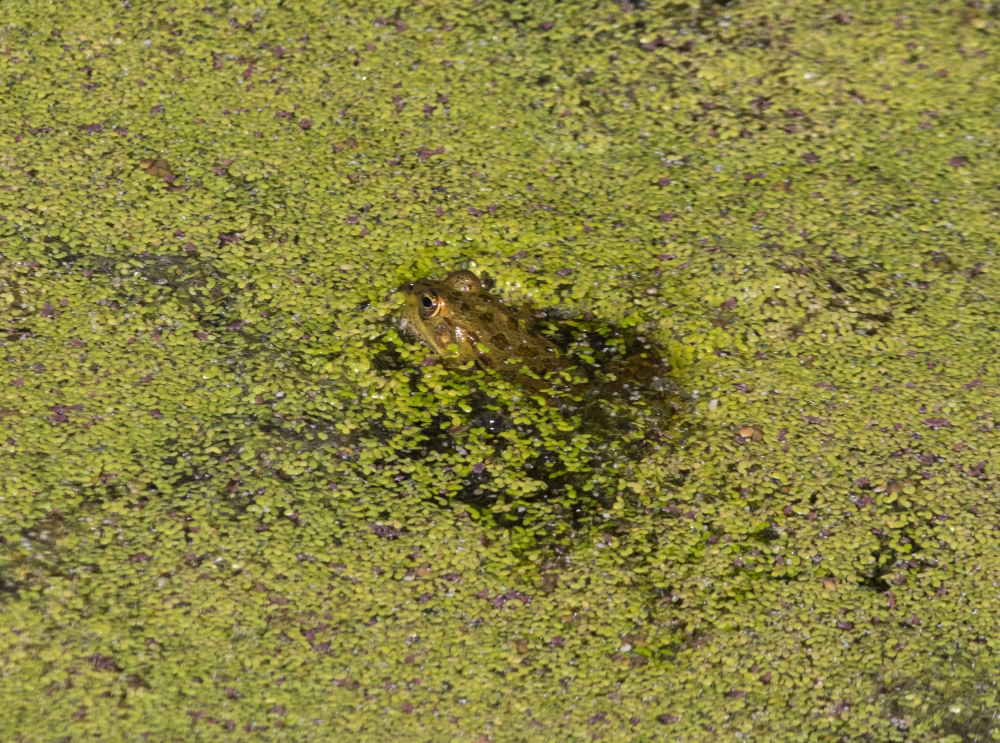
[2,0,1000,740]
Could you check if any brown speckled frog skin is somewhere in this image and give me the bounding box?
[400,270,560,373]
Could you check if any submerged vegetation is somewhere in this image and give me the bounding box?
[2,0,1000,739]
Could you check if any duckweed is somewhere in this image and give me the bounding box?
[2,0,1000,740]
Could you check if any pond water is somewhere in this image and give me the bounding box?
[2,0,999,740]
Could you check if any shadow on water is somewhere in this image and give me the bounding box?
[82,252,233,314]
[392,312,692,536]
[872,662,1000,742]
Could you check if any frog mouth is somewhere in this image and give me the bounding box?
[398,300,439,349]
[397,313,426,343]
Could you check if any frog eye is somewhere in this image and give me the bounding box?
[418,291,440,319]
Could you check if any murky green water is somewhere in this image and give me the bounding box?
[2,0,1000,740]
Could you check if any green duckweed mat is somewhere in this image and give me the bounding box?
[3,0,1000,740]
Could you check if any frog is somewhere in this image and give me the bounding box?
[399,268,681,416]
[399,269,560,374]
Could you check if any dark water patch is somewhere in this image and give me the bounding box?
[344,312,694,544]
[874,663,1000,742]
[260,306,695,548]
[0,510,81,598]
[70,253,240,331]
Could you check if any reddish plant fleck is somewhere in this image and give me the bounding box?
[372,524,402,539]
[921,418,952,428]
[489,588,532,609]
[417,145,445,160]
